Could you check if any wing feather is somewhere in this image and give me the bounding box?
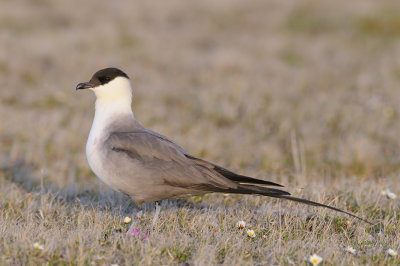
[105,131,238,190]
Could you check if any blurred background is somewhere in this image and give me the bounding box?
[1,0,400,191]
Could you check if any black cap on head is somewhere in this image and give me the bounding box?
[76,67,129,90]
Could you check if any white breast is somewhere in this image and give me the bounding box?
[86,97,134,190]
[86,117,108,185]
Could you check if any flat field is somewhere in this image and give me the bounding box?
[0,0,399,264]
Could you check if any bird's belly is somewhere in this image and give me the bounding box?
[86,140,122,192]
[86,140,203,204]
[86,140,147,196]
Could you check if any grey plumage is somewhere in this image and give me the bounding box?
[77,67,372,227]
[104,125,289,204]
[105,123,371,224]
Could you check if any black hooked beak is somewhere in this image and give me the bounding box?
[76,82,94,90]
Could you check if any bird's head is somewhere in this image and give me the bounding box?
[76,68,132,103]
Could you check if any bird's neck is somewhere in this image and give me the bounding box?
[95,97,133,116]
[90,98,134,138]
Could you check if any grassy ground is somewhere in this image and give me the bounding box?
[1,0,399,264]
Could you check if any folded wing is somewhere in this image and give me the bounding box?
[106,130,371,224]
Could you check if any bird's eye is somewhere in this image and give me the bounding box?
[99,76,111,84]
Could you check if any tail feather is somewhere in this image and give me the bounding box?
[277,195,373,225]
[224,184,291,196]
[185,154,372,224]
[223,184,373,225]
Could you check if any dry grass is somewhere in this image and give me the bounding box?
[1,0,400,264]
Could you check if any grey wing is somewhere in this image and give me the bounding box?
[184,154,284,187]
[105,131,239,191]
[140,130,284,188]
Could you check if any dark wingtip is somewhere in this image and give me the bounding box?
[261,180,285,187]
[214,167,285,187]
[241,179,285,187]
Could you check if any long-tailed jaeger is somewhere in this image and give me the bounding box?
[76,67,371,233]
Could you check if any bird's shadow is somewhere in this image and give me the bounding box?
[1,159,214,218]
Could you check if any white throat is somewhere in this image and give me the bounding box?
[87,77,135,150]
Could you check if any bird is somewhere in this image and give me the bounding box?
[76,67,372,233]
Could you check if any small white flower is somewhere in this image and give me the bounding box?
[33,242,44,250]
[246,229,255,238]
[386,191,397,199]
[123,216,132,224]
[345,246,356,254]
[381,189,397,199]
[287,257,295,265]
[386,249,398,257]
[236,220,246,229]
[308,254,322,265]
